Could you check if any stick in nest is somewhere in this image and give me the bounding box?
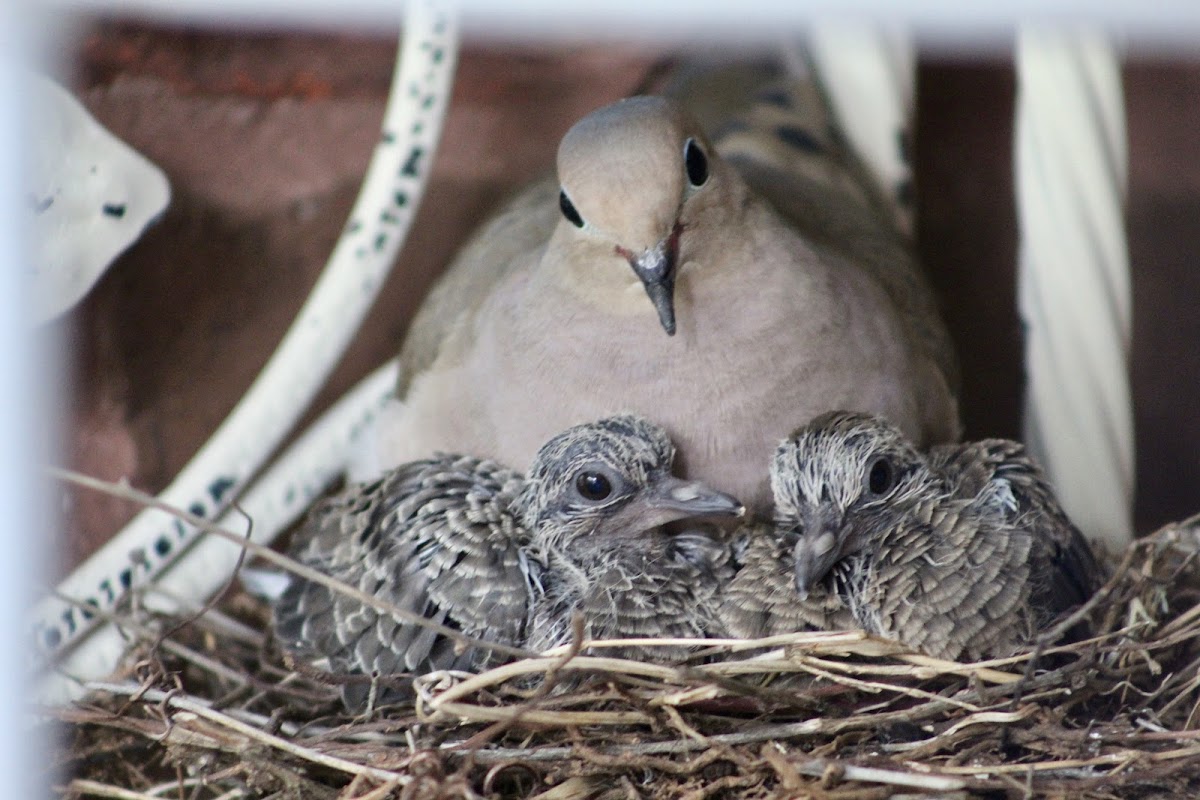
[49,467,538,665]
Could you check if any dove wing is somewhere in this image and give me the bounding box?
[274,454,534,706]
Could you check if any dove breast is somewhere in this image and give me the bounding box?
[385,91,959,514]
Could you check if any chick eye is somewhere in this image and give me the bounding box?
[575,471,612,501]
[559,190,585,228]
[866,457,895,497]
[684,138,708,187]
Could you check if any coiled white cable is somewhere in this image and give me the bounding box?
[35,0,459,694]
[42,362,399,704]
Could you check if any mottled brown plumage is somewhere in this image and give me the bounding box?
[751,411,1103,660]
[273,453,531,708]
[717,521,856,639]
[273,415,742,708]
[929,437,1104,619]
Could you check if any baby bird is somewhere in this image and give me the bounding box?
[273,453,530,708]
[273,415,741,708]
[520,416,742,660]
[928,437,1102,619]
[743,411,1102,661]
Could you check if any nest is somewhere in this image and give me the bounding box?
[48,513,1200,800]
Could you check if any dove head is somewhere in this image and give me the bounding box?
[769,411,930,598]
[555,96,728,336]
[519,414,744,554]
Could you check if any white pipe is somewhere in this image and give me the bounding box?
[1015,27,1133,548]
[36,0,459,668]
[806,22,916,237]
[40,362,399,704]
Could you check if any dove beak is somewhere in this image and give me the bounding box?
[621,223,683,336]
[793,511,847,599]
[643,474,745,524]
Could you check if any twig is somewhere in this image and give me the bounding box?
[458,612,587,750]
[937,744,1200,775]
[789,656,983,710]
[432,701,652,727]
[155,636,251,690]
[49,467,535,663]
[465,728,967,792]
[421,655,686,714]
[207,790,248,800]
[541,628,899,656]
[346,780,403,800]
[83,681,411,785]
[894,653,1022,684]
[60,780,166,800]
[153,503,254,657]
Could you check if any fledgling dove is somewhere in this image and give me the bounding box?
[520,415,742,660]
[741,411,1102,660]
[272,452,531,709]
[379,76,960,513]
[273,415,741,708]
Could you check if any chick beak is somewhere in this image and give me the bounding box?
[643,474,744,526]
[620,224,683,336]
[793,523,843,600]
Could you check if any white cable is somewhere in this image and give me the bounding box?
[36,0,459,666]
[40,361,399,705]
[1015,28,1133,549]
[805,22,916,237]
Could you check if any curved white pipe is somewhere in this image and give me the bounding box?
[41,362,399,704]
[36,0,459,671]
[806,23,916,237]
[1016,28,1133,548]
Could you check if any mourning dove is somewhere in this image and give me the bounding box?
[273,414,741,708]
[380,76,960,513]
[772,411,1102,660]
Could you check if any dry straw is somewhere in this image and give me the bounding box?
[45,471,1200,798]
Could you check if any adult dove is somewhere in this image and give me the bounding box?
[738,411,1102,660]
[380,79,960,513]
[273,415,741,708]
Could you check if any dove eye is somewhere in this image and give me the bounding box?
[865,457,896,497]
[684,138,709,187]
[559,190,585,228]
[575,471,612,501]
